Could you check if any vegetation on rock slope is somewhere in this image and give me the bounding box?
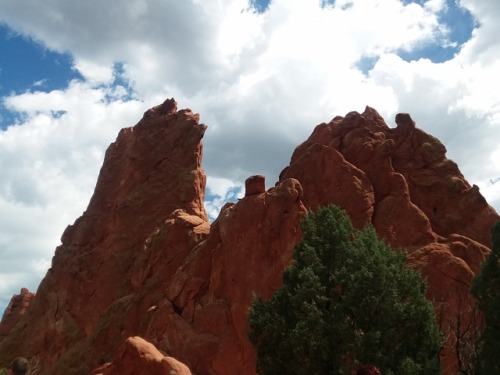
[249,205,442,375]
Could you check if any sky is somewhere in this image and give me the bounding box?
[0,0,499,313]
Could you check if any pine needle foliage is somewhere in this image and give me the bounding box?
[248,205,442,375]
[470,221,500,375]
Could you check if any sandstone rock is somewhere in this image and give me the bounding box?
[278,106,498,373]
[0,101,498,375]
[279,142,374,229]
[0,288,34,341]
[280,106,497,249]
[138,177,306,375]
[245,175,265,196]
[0,98,209,373]
[91,336,192,375]
[407,237,489,375]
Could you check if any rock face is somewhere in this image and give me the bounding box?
[279,108,498,373]
[0,99,209,374]
[0,101,498,375]
[0,288,35,341]
[91,336,192,375]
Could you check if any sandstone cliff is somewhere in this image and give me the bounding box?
[0,100,498,375]
[0,288,35,341]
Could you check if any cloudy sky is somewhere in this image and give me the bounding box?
[0,0,499,312]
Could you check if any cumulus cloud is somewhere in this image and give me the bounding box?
[0,80,143,308]
[205,176,244,220]
[0,0,499,310]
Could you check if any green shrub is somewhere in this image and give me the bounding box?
[249,205,442,375]
[470,222,500,375]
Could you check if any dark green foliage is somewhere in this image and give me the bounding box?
[248,205,442,375]
[470,222,500,375]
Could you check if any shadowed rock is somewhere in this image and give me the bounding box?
[0,288,35,341]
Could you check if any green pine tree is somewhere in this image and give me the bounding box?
[470,221,500,375]
[248,205,442,375]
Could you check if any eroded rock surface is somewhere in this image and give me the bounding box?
[91,336,192,375]
[0,102,498,375]
[0,288,34,341]
[279,107,497,374]
[0,99,208,374]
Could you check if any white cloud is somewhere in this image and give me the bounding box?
[0,80,144,310]
[458,0,500,64]
[74,59,114,85]
[206,176,244,221]
[0,0,499,312]
[207,176,243,199]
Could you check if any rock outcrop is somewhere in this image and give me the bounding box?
[0,99,209,374]
[279,108,497,373]
[0,101,498,375]
[91,336,192,375]
[0,288,35,341]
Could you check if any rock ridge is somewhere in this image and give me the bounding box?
[0,288,35,341]
[0,101,498,375]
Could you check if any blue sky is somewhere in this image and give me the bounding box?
[0,0,477,106]
[0,0,499,313]
[0,27,81,128]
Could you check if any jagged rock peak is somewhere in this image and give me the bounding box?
[0,102,498,375]
[142,98,178,119]
[0,288,34,341]
[395,112,416,129]
[0,98,209,373]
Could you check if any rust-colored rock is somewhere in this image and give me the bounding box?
[356,364,381,375]
[153,177,306,374]
[0,101,498,375]
[0,98,209,373]
[278,106,498,373]
[91,336,192,375]
[0,288,34,341]
[245,174,265,196]
[280,107,497,249]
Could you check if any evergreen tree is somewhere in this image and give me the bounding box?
[470,221,500,375]
[248,205,442,375]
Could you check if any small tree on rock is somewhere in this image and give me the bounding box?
[470,221,500,375]
[248,205,442,375]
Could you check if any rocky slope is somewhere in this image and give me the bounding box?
[0,288,35,341]
[0,100,498,375]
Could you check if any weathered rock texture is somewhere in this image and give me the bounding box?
[0,288,35,341]
[279,108,498,373]
[0,101,498,375]
[91,336,192,375]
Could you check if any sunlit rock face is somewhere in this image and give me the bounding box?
[0,101,498,375]
[0,98,209,374]
[91,336,192,375]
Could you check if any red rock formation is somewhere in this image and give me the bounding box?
[0,98,209,374]
[279,107,498,374]
[91,336,192,375]
[0,101,498,375]
[280,108,497,249]
[245,174,266,196]
[144,177,305,374]
[0,288,34,340]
